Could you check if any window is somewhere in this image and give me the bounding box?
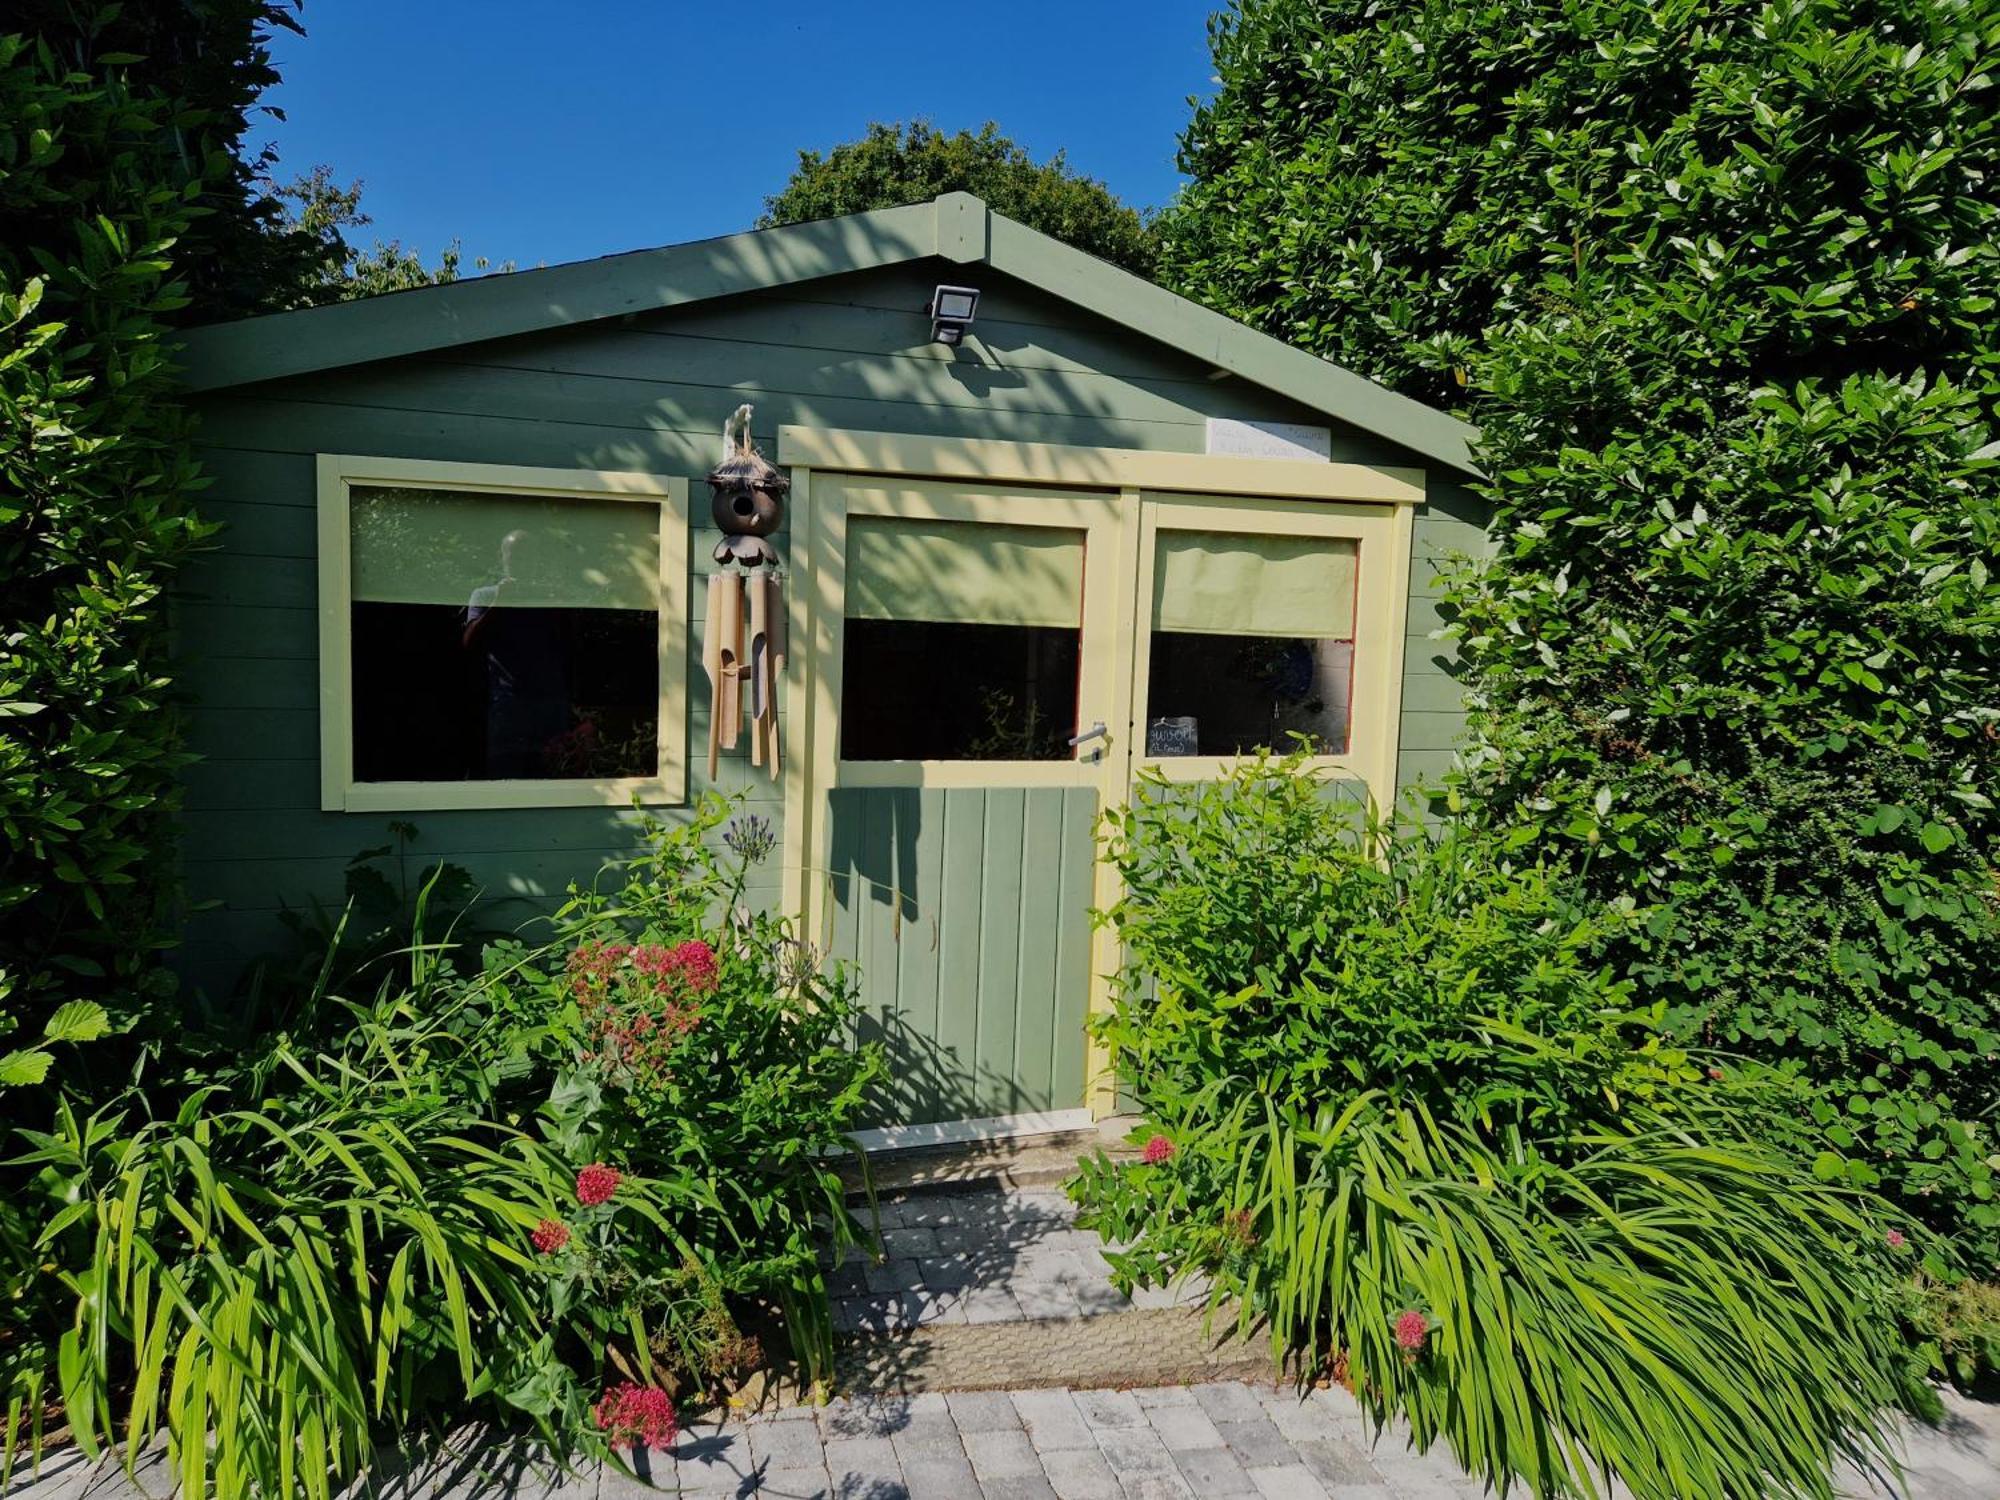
[318,457,687,811]
[838,517,1085,762]
[1143,530,1357,757]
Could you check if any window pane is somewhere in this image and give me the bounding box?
[1145,530,1356,758]
[840,620,1081,761]
[839,516,1085,761]
[348,487,660,782]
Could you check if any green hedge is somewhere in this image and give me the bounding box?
[1162,0,2000,1266]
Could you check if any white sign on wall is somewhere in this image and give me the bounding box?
[1205,418,1333,462]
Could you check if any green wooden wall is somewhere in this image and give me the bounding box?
[175,259,1486,1000]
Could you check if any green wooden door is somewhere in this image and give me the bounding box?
[812,475,1125,1131]
[826,785,1098,1127]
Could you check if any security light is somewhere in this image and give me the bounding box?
[929,284,980,346]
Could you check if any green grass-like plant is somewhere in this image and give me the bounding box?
[1073,757,1927,1499]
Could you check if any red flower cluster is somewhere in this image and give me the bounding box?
[1140,1134,1176,1165]
[568,939,720,999]
[593,1381,678,1450]
[1886,1229,1908,1249]
[1394,1309,1429,1354]
[530,1218,571,1254]
[575,1163,621,1206]
[569,940,718,1080]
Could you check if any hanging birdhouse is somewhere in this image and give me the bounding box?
[701,405,786,782]
[707,402,788,568]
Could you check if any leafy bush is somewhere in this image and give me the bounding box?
[1073,759,1925,1500]
[1162,0,2000,1265]
[5,801,878,1497]
[531,798,883,1387]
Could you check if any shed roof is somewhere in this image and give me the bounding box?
[178,193,1480,478]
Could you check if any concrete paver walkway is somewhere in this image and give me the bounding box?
[829,1187,1206,1334]
[13,1377,1997,1499]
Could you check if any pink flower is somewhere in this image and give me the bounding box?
[575,1163,621,1206]
[530,1218,571,1254]
[668,939,720,994]
[1394,1309,1429,1353]
[1140,1135,1176,1165]
[1886,1229,1907,1249]
[594,1381,678,1450]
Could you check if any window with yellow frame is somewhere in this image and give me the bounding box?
[314,455,689,813]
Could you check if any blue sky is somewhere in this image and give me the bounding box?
[259,2,1219,272]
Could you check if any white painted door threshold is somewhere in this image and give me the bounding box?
[846,1107,1096,1155]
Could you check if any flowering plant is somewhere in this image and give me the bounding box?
[530,795,882,1394]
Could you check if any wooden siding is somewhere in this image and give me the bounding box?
[174,257,1483,997]
[824,785,1097,1126]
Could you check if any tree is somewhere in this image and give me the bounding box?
[275,164,511,303]
[1166,0,2000,1263]
[761,121,1157,275]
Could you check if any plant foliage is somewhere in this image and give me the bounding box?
[1073,760,1924,1499]
[6,806,879,1497]
[1162,0,2000,1263]
[761,120,1158,275]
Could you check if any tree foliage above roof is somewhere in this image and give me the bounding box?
[760,120,1158,276]
[1166,0,2000,1265]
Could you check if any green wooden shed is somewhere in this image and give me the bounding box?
[174,192,1484,1145]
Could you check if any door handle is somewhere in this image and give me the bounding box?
[1068,721,1108,748]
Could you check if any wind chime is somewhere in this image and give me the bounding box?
[702,404,786,781]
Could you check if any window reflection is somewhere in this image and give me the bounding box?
[348,489,658,783]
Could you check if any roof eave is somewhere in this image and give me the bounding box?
[177,192,1482,480]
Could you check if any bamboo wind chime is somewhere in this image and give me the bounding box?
[702,404,787,781]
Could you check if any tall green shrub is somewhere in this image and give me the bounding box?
[1073,760,1925,1500]
[1162,0,2000,1263]
[1,3,318,1065]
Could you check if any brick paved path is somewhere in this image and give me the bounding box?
[12,1376,1998,1498]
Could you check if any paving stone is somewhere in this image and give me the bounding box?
[880,1227,939,1257]
[821,1435,901,1480]
[918,1254,974,1290]
[1194,1383,1271,1424]
[865,1256,922,1294]
[1261,1393,1345,1444]
[1294,1440,1377,1489]
[1217,1418,1298,1469]
[962,1427,1042,1480]
[1040,1446,1122,1500]
[962,1284,1028,1324]
[747,1419,830,1469]
[1073,1389,1147,1431]
[1133,1387,1200,1410]
[822,1395,919,1439]
[1247,1465,1331,1499]
[1015,1281,1083,1320]
[745,1466,830,1496]
[888,1413,965,1461]
[1172,1442,1260,1497]
[1122,1475,1197,1500]
[978,1478,1059,1500]
[898,1454,976,1496]
[946,1390,1025,1431]
[1151,1406,1224,1453]
[1093,1425,1177,1476]
[1014,1391,1097,1453]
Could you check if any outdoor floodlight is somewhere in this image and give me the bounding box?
[929,284,981,346]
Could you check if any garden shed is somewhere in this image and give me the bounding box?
[174,191,1484,1140]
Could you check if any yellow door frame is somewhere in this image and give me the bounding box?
[775,428,1423,1122]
